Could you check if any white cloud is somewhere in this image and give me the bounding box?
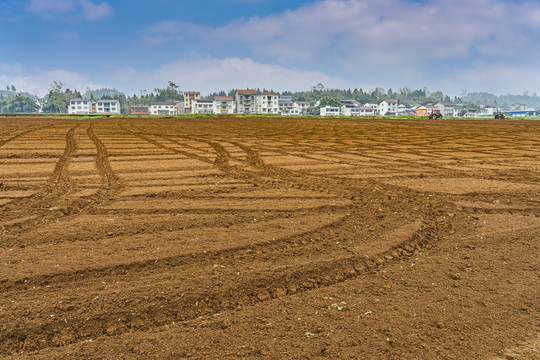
[28,0,75,14]
[112,57,350,95]
[27,0,112,20]
[0,64,105,97]
[79,0,112,21]
[141,21,206,46]
[140,0,540,94]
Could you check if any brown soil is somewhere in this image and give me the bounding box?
[0,117,538,359]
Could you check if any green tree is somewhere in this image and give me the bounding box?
[154,81,182,102]
[42,81,68,113]
[318,96,341,108]
[11,85,16,92]
[1,95,39,113]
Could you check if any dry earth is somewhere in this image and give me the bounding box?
[0,116,538,359]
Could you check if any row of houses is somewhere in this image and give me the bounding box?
[122,90,312,116]
[68,91,538,117]
[320,100,540,117]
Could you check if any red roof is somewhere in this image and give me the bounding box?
[385,100,397,103]
[261,92,277,96]
[237,89,256,94]
[215,96,233,100]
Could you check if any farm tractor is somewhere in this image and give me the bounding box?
[428,110,443,119]
[494,112,505,119]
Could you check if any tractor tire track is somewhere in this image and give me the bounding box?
[0,213,448,356]
[0,124,79,229]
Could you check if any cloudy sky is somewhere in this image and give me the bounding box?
[1,0,539,97]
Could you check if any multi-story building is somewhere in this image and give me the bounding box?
[192,99,214,114]
[341,104,361,116]
[293,101,310,115]
[68,99,92,114]
[235,89,256,114]
[184,91,200,114]
[149,102,176,115]
[213,96,235,114]
[278,95,294,115]
[341,100,361,116]
[434,102,457,117]
[364,103,379,113]
[68,99,120,114]
[357,106,376,116]
[256,92,279,114]
[378,100,398,115]
[96,99,120,114]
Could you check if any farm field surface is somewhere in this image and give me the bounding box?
[0,116,539,359]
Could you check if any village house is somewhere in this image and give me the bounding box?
[235,89,257,114]
[378,100,398,115]
[293,101,309,115]
[68,99,92,114]
[191,99,214,114]
[68,99,120,114]
[125,106,150,115]
[320,106,340,116]
[256,92,279,114]
[357,106,376,116]
[278,95,294,115]
[213,96,235,114]
[340,100,361,116]
[434,102,458,117]
[364,103,379,113]
[183,91,200,114]
[149,102,176,115]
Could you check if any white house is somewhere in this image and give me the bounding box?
[434,102,457,117]
[68,99,120,114]
[320,106,340,116]
[364,103,379,113]
[68,99,92,114]
[256,92,279,114]
[378,100,398,115]
[192,99,214,114]
[357,106,376,116]
[213,96,235,114]
[149,102,176,115]
[293,101,310,115]
[236,89,257,114]
[341,104,361,116]
[96,99,120,114]
[278,95,293,115]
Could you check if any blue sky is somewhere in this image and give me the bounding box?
[1,0,540,97]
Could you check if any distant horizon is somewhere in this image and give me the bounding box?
[2,0,540,99]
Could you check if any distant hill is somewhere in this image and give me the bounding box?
[462,92,540,107]
[82,88,125,99]
[0,90,38,100]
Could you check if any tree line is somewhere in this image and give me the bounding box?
[1,80,535,114]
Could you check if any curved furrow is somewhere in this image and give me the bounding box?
[0,125,53,148]
[0,124,79,228]
[0,209,351,292]
[0,213,453,356]
[117,121,213,164]
[80,121,124,206]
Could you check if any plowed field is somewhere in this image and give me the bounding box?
[1,117,539,359]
